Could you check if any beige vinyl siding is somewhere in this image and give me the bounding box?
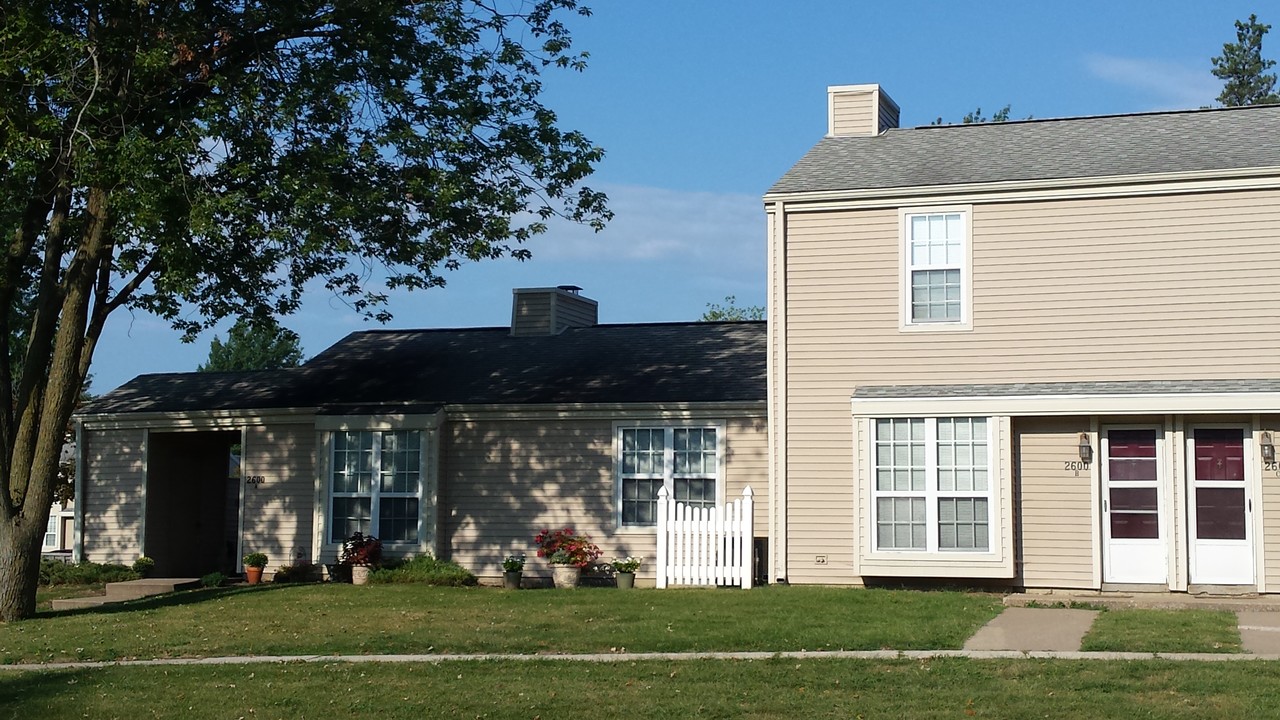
[555,294,598,330]
[877,101,900,133]
[725,416,770,532]
[242,424,316,573]
[440,413,768,580]
[779,188,1280,584]
[511,292,552,336]
[1263,414,1280,590]
[81,428,146,564]
[1014,417,1095,589]
[830,92,875,137]
[441,416,628,579]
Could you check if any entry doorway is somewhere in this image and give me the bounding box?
[1101,427,1167,585]
[1186,427,1255,586]
[144,430,242,577]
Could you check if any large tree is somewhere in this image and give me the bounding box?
[198,318,304,371]
[1212,13,1279,106]
[0,0,609,620]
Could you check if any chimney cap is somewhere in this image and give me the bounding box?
[556,285,583,294]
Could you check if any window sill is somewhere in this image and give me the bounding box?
[898,321,973,333]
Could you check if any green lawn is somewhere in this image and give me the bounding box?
[1081,609,1242,653]
[5,657,1280,719]
[0,585,1002,663]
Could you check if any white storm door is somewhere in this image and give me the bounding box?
[1187,428,1254,586]
[1102,428,1167,584]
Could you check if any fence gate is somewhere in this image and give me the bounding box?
[655,486,753,589]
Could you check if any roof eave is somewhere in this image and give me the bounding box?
[763,165,1280,207]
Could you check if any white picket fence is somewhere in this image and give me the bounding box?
[655,486,754,589]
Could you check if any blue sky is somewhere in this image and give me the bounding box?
[92,1,1266,391]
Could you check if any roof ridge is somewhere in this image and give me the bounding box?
[907,102,1280,131]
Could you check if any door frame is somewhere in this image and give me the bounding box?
[1184,422,1259,587]
[1100,424,1170,585]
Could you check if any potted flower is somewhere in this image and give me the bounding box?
[243,552,268,585]
[534,527,601,589]
[611,556,643,589]
[501,553,526,589]
[340,532,382,585]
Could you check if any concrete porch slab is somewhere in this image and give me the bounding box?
[964,607,1099,652]
[49,577,202,611]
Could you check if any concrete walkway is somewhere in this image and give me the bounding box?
[964,607,1098,652]
[963,599,1280,655]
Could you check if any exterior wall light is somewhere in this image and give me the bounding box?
[1262,431,1275,463]
[1078,433,1093,463]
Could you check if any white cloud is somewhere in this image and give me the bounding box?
[532,183,763,271]
[1084,54,1220,109]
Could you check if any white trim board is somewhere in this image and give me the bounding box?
[851,392,1280,418]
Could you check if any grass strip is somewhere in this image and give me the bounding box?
[4,657,1279,719]
[1081,609,1242,653]
[1,585,1000,663]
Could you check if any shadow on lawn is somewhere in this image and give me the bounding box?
[34,582,305,620]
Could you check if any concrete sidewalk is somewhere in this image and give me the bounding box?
[964,607,1098,652]
[965,601,1280,655]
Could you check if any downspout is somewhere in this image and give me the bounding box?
[766,201,789,583]
[72,419,84,563]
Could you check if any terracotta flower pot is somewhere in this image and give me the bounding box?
[245,566,264,585]
[551,565,580,589]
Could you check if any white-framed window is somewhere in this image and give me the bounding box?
[42,513,58,551]
[873,417,992,552]
[617,424,723,527]
[901,207,971,329]
[328,430,423,544]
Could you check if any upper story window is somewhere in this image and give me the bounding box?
[901,207,971,330]
[617,424,722,527]
[329,430,423,544]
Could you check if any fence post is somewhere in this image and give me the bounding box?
[741,486,754,589]
[656,485,669,589]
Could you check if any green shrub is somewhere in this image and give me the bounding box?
[368,555,477,586]
[273,561,319,583]
[132,556,156,577]
[200,572,226,588]
[39,559,138,586]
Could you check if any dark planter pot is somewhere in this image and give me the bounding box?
[503,570,522,589]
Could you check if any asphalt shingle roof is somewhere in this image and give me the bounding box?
[81,322,767,415]
[768,104,1280,196]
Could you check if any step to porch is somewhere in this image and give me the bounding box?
[49,578,201,611]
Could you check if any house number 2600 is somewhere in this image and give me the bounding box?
[1064,461,1090,476]
[245,476,266,485]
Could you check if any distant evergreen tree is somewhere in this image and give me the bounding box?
[199,319,304,372]
[930,104,1021,126]
[1212,14,1279,106]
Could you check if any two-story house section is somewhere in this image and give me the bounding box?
[764,84,1280,594]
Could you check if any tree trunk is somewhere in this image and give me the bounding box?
[0,508,46,621]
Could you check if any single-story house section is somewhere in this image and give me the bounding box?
[74,286,768,583]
